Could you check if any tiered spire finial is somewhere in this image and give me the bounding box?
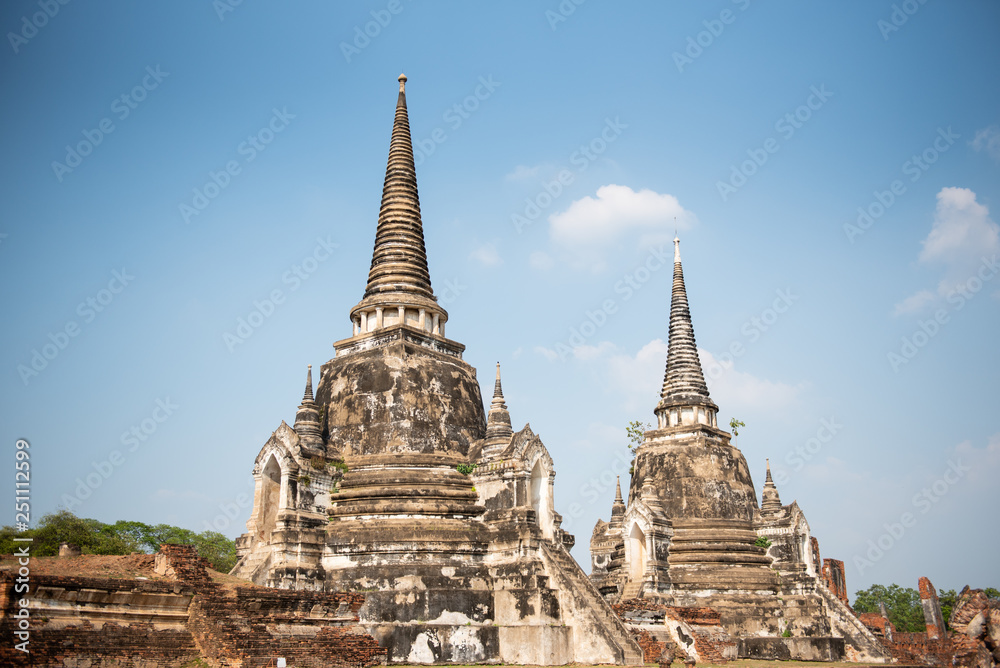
[761,458,782,515]
[348,75,451,343]
[302,364,314,403]
[362,73,433,300]
[655,236,718,428]
[660,236,710,402]
[486,362,513,439]
[293,365,322,448]
[608,475,626,528]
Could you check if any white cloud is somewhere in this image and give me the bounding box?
[971,125,1000,161]
[951,432,1000,487]
[534,345,559,362]
[607,339,668,413]
[529,250,554,270]
[920,187,999,266]
[572,341,616,361]
[699,349,806,414]
[892,290,936,316]
[505,164,543,181]
[469,242,502,266]
[894,187,1000,315]
[549,184,697,247]
[600,339,804,416]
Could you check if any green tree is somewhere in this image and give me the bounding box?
[626,420,650,456]
[0,512,237,572]
[853,584,925,632]
[938,589,958,629]
[190,530,238,572]
[626,420,651,475]
[986,587,1000,600]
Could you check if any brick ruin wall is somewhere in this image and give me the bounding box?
[856,581,1000,668]
[822,558,849,606]
[0,545,387,668]
[614,597,735,664]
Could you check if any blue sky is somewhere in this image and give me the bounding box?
[2,1,998,596]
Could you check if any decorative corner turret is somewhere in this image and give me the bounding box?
[761,458,783,517]
[293,365,323,449]
[608,476,626,530]
[486,363,513,439]
[654,236,719,430]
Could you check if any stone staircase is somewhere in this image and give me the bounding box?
[621,580,643,601]
[816,581,892,663]
[229,545,272,585]
[541,541,644,666]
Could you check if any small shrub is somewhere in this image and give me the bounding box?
[299,474,311,488]
[754,535,772,549]
[310,455,326,470]
[456,463,477,475]
[329,459,349,474]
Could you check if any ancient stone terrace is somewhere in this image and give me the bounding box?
[0,545,386,668]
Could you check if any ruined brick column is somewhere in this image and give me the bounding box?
[821,559,849,606]
[919,576,948,640]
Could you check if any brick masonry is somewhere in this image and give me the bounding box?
[0,544,387,668]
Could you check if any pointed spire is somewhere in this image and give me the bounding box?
[609,475,626,528]
[660,236,711,402]
[491,362,506,407]
[761,458,782,515]
[486,362,513,440]
[294,365,322,448]
[655,236,718,427]
[363,73,433,300]
[302,364,315,403]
